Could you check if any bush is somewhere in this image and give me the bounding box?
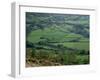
[78,50,89,55]
[76,55,89,64]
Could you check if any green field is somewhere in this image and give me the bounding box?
[60,42,89,50]
[26,12,90,67]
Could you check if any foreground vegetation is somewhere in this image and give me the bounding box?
[26,48,89,67]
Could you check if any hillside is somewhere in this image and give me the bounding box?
[26,12,90,67]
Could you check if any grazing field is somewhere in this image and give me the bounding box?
[26,12,90,67]
[60,42,89,50]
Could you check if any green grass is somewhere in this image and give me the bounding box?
[27,27,67,43]
[27,26,88,41]
[27,25,89,51]
[59,42,89,50]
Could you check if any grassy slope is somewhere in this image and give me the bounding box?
[60,42,89,50]
[27,25,89,51]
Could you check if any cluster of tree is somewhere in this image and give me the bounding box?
[68,24,89,38]
[78,50,89,55]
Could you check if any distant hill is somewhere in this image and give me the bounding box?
[26,12,89,51]
[26,12,89,38]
